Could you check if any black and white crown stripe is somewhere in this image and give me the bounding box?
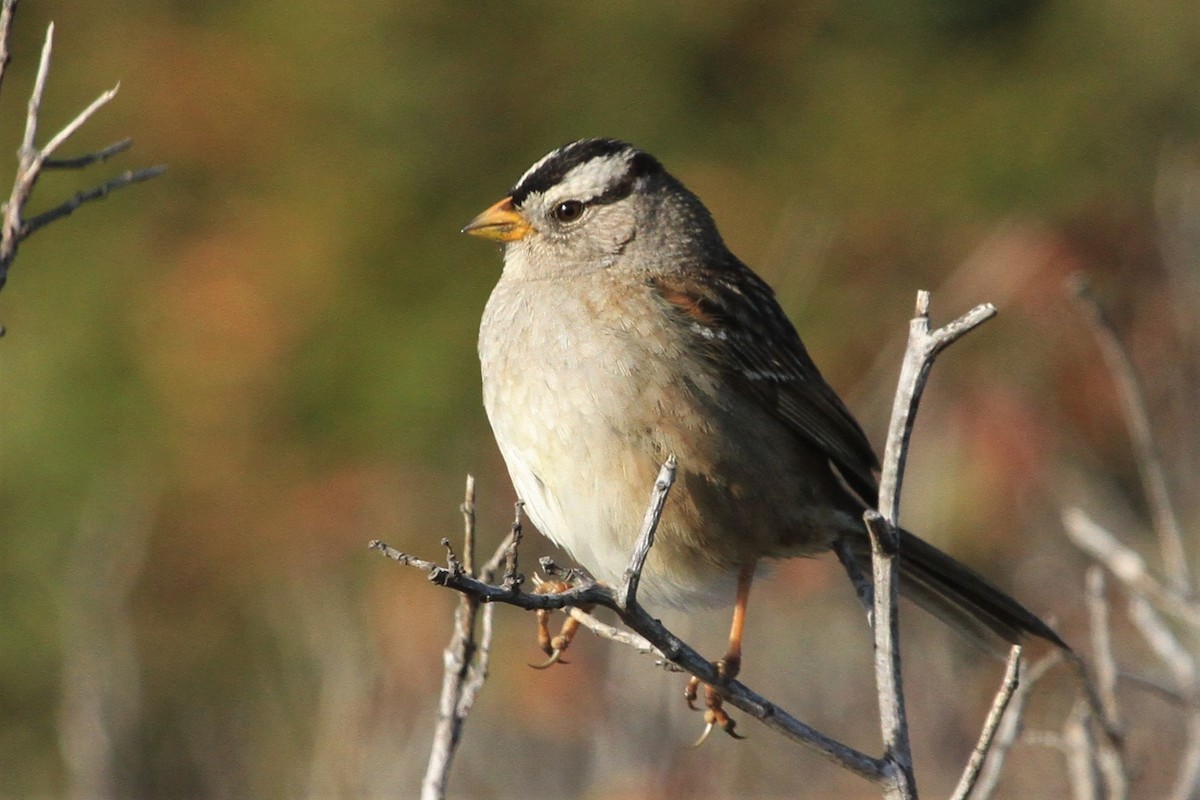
[509,138,662,210]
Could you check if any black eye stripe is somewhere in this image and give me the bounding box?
[511,140,662,209]
[562,151,662,214]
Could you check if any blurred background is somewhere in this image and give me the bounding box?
[0,1,1196,798]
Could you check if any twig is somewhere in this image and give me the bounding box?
[564,606,664,660]
[0,21,165,293]
[1068,276,1191,594]
[864,510,914,800]
[1126,596,1200,800]
[973,652,1064,799]
[419,476,497,800]
[833,534,874,621]
[44,137,132,169]
[1062,509,1200,630]
[0,2,18,104]
[1083,567,1129,800]
[373,463,891,786]
[877,291,997,520]
[1062,699,1102,800]
[1086,567,1123,736]
[949,645,1022,800]
[618,456,676,609]
[867,291,997,800]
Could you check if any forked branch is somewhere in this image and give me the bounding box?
[386,291,1034,800]
[0,14,165,294]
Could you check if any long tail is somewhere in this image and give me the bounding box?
[857,529,1069,651]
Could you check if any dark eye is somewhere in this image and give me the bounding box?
[552,200,584,223]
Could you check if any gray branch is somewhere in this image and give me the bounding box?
[0,18,165,293]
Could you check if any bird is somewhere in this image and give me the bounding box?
[464,138,1066,738]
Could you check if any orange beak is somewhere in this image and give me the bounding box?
[461,196,534,242]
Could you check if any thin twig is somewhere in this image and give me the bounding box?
[865,510,914,800]
[1063,509,1200,630]
[373,460,892,786]
[877,291,996,520]
[21,166,166,240]
[618,456,676,610]
[1062,700,1102,800]
[1084,568,1129,800]
[564,606,664,660]
[973,652,1064,799]
[833,534,874,622]
[420,477,497,800]
[0,19,163,294]
[44,138,132,169]
[0,1,19,103]
[1086,567,1123,735]
[950,645,1022,800]
[1069,276,1191,594]
[1126,595,1200,800]
[867,291,997,800]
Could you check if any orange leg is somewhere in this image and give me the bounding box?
[686,561,755,744]
[529,578,580,669]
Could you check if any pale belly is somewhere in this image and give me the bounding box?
[479,276,856,608]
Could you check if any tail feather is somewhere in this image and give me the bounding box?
[858,529,1069,651]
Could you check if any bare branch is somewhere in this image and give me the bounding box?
[0,19,164,294]
[564,606,664,659]
[864,510,914,800]
[21,21,52,157]
[420,476,499,800]
[373,462,892,786]
[973,652,1064,799]
[877,290,996,521]
[1062,700,1101,800]
[0,1,19,102]
[950,645,1022,800]
[618,456,676,610]
[1063,508,1200,630]
[1086,567,1124,735]
[44,138,132,169]
[1069,275,1191,594]
[863,291,997,800]
[21,166,166,240]
[41,83,119,159]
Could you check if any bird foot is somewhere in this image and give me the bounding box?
[529,578,579,669]
[684,658,745,745]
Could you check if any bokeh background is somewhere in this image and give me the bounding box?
[0,1,1197,798]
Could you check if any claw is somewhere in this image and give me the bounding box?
[684,675,701,710]
[692,720,716,747]
[529,649,568,669]
[692,707,744,746]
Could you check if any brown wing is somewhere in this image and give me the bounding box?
[650,266,881,506]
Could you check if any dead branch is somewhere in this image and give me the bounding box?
[1068,276,1190,594]
[420,476,505,800]
[949,645,1022,800]
[386,291,1042,799]
[0,16,165,294]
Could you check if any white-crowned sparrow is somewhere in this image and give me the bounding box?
[465,138,1065,734]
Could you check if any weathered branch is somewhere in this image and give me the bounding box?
[1063,508,1200,630]
[1068,276,1190,594]
[0,19,165,293]
[420,477,503,800]
[877,291,996,520]
[867,291,998,800]
[389,290,1030,798]
[373,469,890,786]
[972,651,1064,799]
[949,645,1022,800]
